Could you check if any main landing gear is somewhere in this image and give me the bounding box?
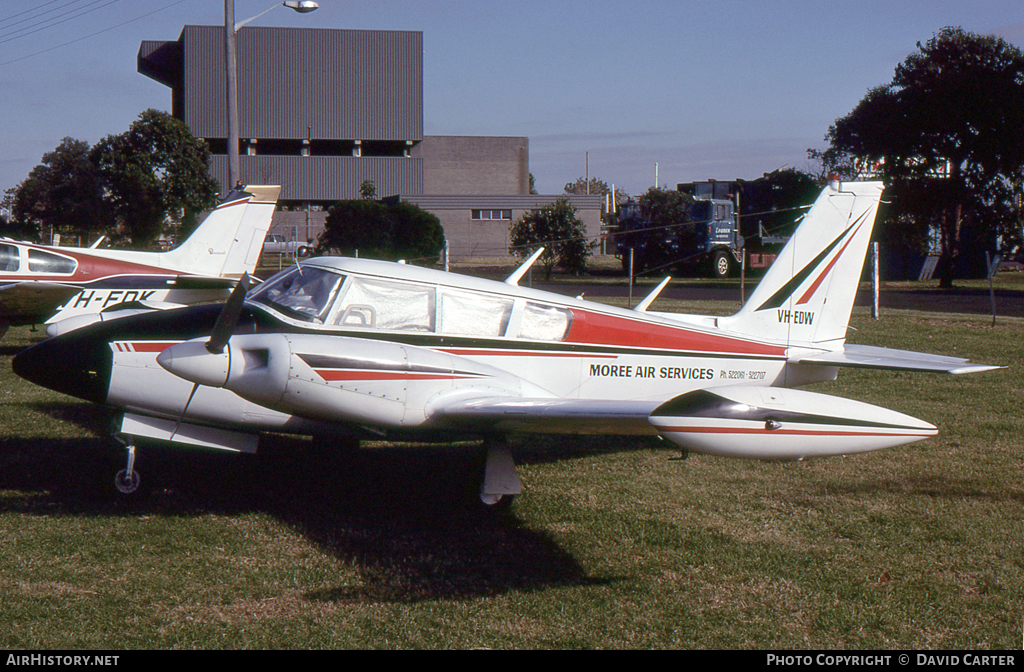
[479,437,521,511]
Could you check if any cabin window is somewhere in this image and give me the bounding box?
[332,277,435,332]
[439,289,513,337]
[517,302,573,341]
[27,249,76,275]
[0,244,19,272]
[248,266,345,323]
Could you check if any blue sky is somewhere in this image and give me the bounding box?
[2,0,1023,198]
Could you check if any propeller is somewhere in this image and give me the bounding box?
[206,273,251,354]
[162,273,251,438]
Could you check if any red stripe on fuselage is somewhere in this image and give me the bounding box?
[0,246,176,284]
[437,348,617,359]
[565,309,786,356]
[315,369,482,382]
[121,342,180,353]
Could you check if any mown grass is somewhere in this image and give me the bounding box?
[0,302,1021,649]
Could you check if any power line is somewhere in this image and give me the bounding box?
[0,1,122,45]
[0,0,189,67]
[0,0,76,26]
[0,1,106,40]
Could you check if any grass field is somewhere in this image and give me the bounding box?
[0,302,1021,649]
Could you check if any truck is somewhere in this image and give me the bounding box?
[262,233,312,258]
[612,180,784,278]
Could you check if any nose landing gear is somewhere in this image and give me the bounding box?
[112,434,143,497]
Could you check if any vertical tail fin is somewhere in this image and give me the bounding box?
[160,185,280,278]
[718,181,884,349]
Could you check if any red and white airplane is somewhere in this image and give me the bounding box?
[0,185,280,338]
[13,180,998,505]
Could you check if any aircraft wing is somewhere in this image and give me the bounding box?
[798,344,1001,374]
[428,396,661,435]
[0,281,81,322]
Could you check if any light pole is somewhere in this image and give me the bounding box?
[225,1,319,190]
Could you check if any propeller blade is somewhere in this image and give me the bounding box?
[206,273,251,354]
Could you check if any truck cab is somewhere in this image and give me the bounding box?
[613,197,743,278]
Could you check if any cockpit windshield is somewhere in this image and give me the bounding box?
[248,264,572,341]
[248,265,345,323]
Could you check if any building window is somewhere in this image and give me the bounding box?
[471,209,512,221]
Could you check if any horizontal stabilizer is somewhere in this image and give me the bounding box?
[170,275,240,290]
[799,344,1001,375]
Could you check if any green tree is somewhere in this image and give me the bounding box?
[91,109,220,247]
[11,137,109,244]
[509,197,595,279]
[616,187,695,273]
[564,176,609,196]
[823,27,1024,285]
[316,199,444,262]
[564,176,630,219]
[359,179,377,199]
[738,168,821,239]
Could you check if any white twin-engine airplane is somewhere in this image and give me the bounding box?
[0,185,280,338]
[13,180,998,506]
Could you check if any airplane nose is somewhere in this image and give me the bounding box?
[12,330,112,404]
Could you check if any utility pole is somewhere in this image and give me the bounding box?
[225,0,240,188]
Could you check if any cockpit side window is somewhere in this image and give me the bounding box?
[0,244,19,272]
[330,277,435,332]
[248,266,345,323]
[27,249,76,275]
[439,289,513,337]
[517,302,573,341]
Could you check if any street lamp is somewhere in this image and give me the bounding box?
[225,1,319,190]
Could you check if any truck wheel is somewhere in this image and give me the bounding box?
[710,250,731,278]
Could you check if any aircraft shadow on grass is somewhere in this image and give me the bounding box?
[0,419,619,603]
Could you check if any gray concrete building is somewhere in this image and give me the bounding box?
[138,24,602,258]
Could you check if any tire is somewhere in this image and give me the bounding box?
[710,250,731,279]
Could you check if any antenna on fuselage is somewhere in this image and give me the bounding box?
[505,247,545,286]
[633,276,672,312]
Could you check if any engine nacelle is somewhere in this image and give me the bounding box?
[649,385,937,460]
[159,333,531,429]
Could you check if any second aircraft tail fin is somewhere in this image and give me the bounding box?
[160,185,281,278]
